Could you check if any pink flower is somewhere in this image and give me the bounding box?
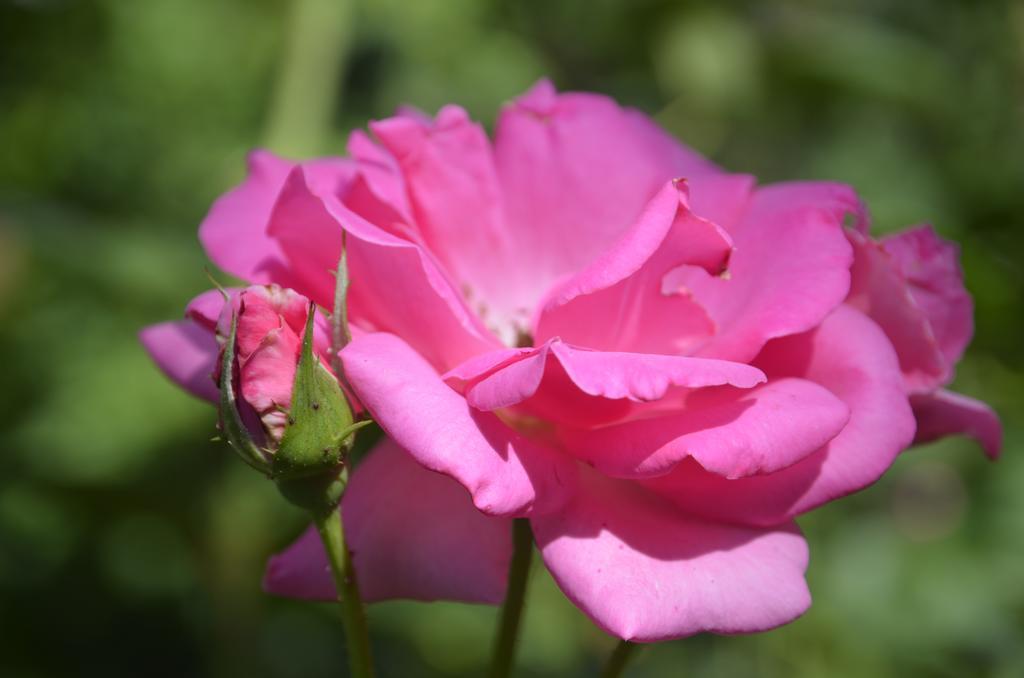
[144,79,1001,640]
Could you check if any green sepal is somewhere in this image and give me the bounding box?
[219,304,272,475]
[272,303,357,481]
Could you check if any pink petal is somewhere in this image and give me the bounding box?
[679,182,857,363]
[686,173,756,233]
[560,377,849,479]
[235,296,303,419]
[644,305,915,525]
[551,343,764,398]
[534,180,732,354]
[139,321,219,402]
[532,466,810,642]
[198,150,294,284]
[846,228,949,392]
[267,166,500,372]
[370,106,529,341]
[344,129,413,228]
[493,79,723,306]
[263,438,513,604]
[881,227,973,369]
[185,288,233,330]
[448,340,765,416]
[442,346,538,393]
[911,389,1002,459]
[340,332,576,517]
[737,180,869,235]
[199,150,351,286]
[848,224,975,392]
[234,286,309,358]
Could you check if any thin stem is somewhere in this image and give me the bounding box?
[489,519,534,678]
[600,640,639,678]
[263,0,354,157]
[314,504,375,678]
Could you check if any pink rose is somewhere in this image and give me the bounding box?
[140,284,513,604]
[145,79,1000,641]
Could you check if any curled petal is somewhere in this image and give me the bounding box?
[341,332,576,517]
[680,182,857,363]
[560,377,849,479]
[911,389,1002,459]
[739,181,869,234]
[534,180,732,354]
[644,306,915,526]
[685,173,756,233]
[493,79,722,303]
[447,339,764,415]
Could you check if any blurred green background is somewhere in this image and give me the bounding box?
[1,0,1021,676]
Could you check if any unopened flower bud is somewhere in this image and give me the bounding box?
[216,284,367,514]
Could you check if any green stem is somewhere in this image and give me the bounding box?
[314,505,375,678]
[600,640,639,678]
[263,0,354,157]
[490,519,533,678]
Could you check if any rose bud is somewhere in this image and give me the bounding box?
[214,284,368,513]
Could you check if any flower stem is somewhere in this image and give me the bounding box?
[489,518,533,678]
[600,640,639,678]
[314,505,375,678]
[263,0,354,157]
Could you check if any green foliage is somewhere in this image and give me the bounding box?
[1,0,1021,676]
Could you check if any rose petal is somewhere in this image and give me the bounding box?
[532,466,810,642]
[560,377,849,479]
[344,129,414,228]
[263,438,513,604]
[370,106,529,342]
[685,173,756,233]
[911,389,1002,459]
[185,288,233,330]
[139,321,219,402]
[493,79,723,304]
[235,296,303,418]
[846,228,949,392]
[199,150,351,286]
[881,226,973,368]
[645,305,915,526]
[340,332,576,517]
[737,181,869,234]
[534,180,732,354]
[448,340,765,414]
[678,182,857,363]
[267,166,500,372]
